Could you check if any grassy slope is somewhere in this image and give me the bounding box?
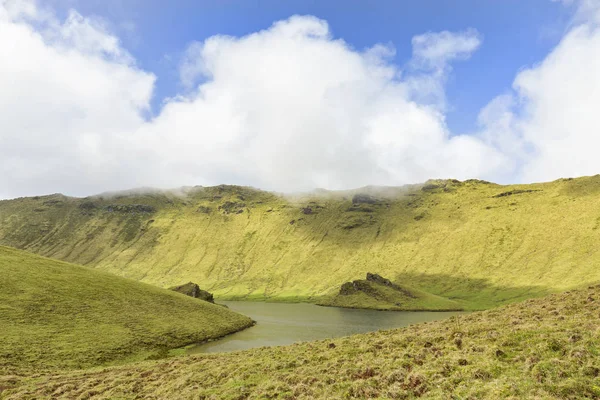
[5,285,600,399]
[318,280,464,311]
[0,246,253,374]
[2,176,600,309]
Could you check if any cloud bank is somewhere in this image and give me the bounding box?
[0,0,599,198]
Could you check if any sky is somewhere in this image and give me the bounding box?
[0,0,599,198]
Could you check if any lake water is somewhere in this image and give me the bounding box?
[187,301,462,354]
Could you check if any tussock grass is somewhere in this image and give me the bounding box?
[4,284,600,399]
[3,177,600,309]
[0,246,253,374]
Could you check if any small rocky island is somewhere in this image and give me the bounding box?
[318,272,463,311]
[339,272,416,298]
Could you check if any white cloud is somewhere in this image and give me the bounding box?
[0,3,503,198]
[411,29,482,70]
[477,0,600,182]
[138,16,499,192]
[404,29,482,111]
[562,0,600,24]
[0,0,155,197]
[2,0,599,198]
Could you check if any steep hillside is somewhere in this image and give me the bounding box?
[0,246,253,373]
[5,284,600,399]
[2,175,600,308]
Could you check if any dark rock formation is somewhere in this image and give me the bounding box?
[464,179,493,185]
[339,281,357,295]
[352,194,377,204]
[347,204,375,212]
[338,273,416,300]
[421,179,463,192]
[421,183,444,191]
[105,204,155,213]
[170,282,214,303]
[339,280,379,297]
[78,201,98,211]
[492,189,541,198]
[366,272,394,287]
[218,201,246,214]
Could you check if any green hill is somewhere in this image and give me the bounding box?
[2,175,600,309]
[5,283,600,399]
[0,246,253,374]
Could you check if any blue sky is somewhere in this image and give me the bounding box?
[51,0,570,134]
[2,0,600,198]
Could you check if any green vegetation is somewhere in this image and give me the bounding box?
[318,273,463,311]
[4,284,600,399]
[3,176,600,309]
[0,246,253,374]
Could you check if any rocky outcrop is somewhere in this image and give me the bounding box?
[105,204,156,213]
[421,179,463,192]
[196,206,212,214]
[218,201,246,214]
[170,282,214,303]
[339,273,416,299]
[351,194,377,204]
[321,272,463,311]
[339,280,378,296]
[492,189,541,198]
[366,272,394,287]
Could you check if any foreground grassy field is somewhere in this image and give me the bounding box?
[0,246,253,374]
[3,175,600,309]
[3,284,599,399]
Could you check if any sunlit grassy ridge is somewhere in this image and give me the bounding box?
[2,175,600,309]
[0,246,253,374]
[4,284,600,399]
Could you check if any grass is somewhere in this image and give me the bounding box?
[0,245,253,374]
[3,176,600,309]
[3,283,600,399]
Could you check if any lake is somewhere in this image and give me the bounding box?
[187,301,462,354]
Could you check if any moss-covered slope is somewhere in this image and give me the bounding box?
[5,284,600,399]
[0,246,253,373]
[2,176,600,309]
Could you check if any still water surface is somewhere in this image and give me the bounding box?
[187,301,462,354]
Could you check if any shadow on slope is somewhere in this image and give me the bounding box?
[391,272,552,310]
